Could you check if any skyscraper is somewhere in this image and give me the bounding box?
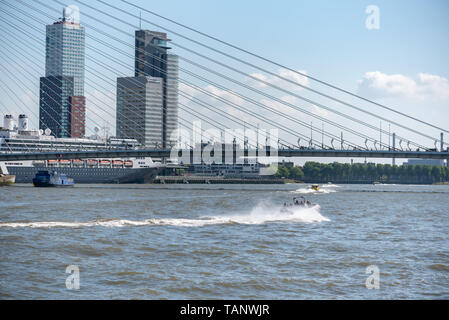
[39,6,86,138]
[39,76,74,138]
[116,76,163,148]
[134,30,178,148]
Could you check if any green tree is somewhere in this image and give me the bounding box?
[383,164,392,181]
[290,166,304,179]
[303,162,321,180]
[367,163,377,180]
[342,163,351,181]
[276,166,289,178]
[422,165,432,182]
[333,162,344,180]
[431,166,442,182]
[406,165,416,182]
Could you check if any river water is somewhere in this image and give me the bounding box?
[0,183,448,299]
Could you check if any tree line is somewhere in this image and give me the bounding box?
[275,161,449,184]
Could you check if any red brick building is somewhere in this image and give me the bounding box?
[69,96,86,138]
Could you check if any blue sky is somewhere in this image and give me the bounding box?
[138,0,449,78]
[0,0,448,164]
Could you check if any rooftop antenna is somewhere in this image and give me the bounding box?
[139,11,142,29]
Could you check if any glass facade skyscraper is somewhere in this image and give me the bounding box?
[39,7,86,138]
[134,30,178,148]
[39,76,74,138]
[116,76,164,148]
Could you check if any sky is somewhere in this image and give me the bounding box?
[0,0,448,165]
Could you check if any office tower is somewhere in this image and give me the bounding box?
[39,6,86,138]
[39,76,74,138]
[69,96,86,138]
[134,30,178,148]
[116,76,164,147]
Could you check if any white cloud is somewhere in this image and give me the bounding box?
[179,83,253,123]
[258,95,330,120]
[177,81,322,136]
[177,85,251,136]
[416,73,449,99]
[203,85,244,107]
[178,82,198,105]
[249,73,269,87]
[260,95,297,115]
[311,104,329,117]
[358,71,449,100]
[222,105,254,124]
[179,83,244,107]
[247,68,309,92]
[85,89,116,136]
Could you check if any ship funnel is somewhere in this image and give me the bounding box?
[18,114,29,131]
[3,115,14,131]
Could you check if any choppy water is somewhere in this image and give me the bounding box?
[0,183,448,299]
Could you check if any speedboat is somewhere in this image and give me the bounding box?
[280,206,294,214]
[282,198,317,213]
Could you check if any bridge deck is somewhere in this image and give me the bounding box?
[0,148,448,161]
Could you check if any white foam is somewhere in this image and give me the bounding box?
[0,219,150,229]
[291,186,337,194]
[325,183,341,188]
[228,202,330,224]
[0,203,330,228]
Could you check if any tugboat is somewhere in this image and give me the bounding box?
[0,173,15,186]
[32,170,74,187]
[0,162,15,186]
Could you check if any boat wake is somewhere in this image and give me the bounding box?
[325,183,341,188]
[200,202,330,225]
[0,203,330,229]
[291,186,337,194]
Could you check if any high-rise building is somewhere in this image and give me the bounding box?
[116,76,163,148]
[39,6,86,138]
[134,30,178,148]
[39,76,74,138]
[69,96,86,138]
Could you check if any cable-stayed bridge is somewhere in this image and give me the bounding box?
[0,149,448,162]
[0,0,448,165]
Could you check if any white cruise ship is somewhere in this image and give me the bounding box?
[0,114,163,183]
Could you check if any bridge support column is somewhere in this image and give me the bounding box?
[341,132,343,149]
[392,133,396,166]
[441,132,444,152]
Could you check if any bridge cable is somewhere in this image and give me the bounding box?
[117,0,449,135]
